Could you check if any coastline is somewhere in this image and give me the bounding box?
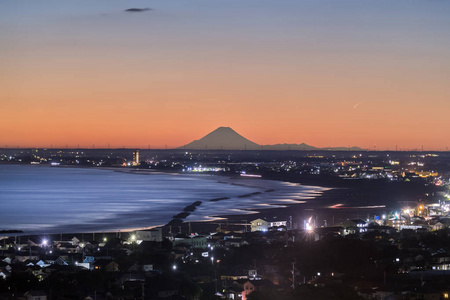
[2,164,431,238]
[0,164,328,236]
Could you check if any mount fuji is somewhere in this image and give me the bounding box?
[179,127,363,151]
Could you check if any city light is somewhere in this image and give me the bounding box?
[305,216,313,232]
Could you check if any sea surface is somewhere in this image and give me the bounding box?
[0,165,325,234]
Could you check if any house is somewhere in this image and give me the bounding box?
[84,241,99,250]
[142,264,153,272]
[221,265,263,284]
[24,290,47,300]
[224,285,244,300]
[340,219,369,235]
[227,279,276,300]
[431,222,445,231]
[35,260,51,268]
[15,254,40,263]
[2,257,12,264]
[71,237,80,245]
[93,259,119,272]
[250,219,269,232]
[0,260,11,279]
[0,271,8,279]
[250,217,287,232]
[431,252,450,264]
[31,267,47,281]
[56,242,78,253]
[54,257,69,266]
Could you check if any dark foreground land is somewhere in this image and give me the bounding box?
[4,220,450,300]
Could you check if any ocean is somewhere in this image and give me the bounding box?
[0,165,324,234]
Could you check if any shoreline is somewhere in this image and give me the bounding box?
[2,164,434,238]
[0,187,346,241]
[1,165,331,237]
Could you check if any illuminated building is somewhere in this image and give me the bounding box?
[250,218,287,232]
[386,219,406,231]
[132,149,140,166]
[135,228,162,243]
[250,218,269,232]
[415,171,439,178]
[415,204,428,217]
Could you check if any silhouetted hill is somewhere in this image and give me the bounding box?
[319,146,364,151]
[179,127,261,150]
[179,127,364,151]
[262,143,316,150]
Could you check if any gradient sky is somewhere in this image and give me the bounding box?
[1,0,449,150]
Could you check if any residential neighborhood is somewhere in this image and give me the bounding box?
[3,198,450,300]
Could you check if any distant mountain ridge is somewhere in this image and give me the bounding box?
[180,127,260,150]
[179,127,363,151]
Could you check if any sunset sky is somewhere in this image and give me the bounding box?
[1,0,449,150]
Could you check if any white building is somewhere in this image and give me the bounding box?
[250,218,287,232]
[135,228,163,243]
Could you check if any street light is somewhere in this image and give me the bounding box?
[306,223,313,232]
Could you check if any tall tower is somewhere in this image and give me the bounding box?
[132,149,140,166]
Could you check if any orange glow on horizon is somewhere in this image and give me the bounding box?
[2,75,448,150]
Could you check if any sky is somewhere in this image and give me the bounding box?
[1,0,449,150]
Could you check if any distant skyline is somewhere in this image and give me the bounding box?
[1,1,450,150]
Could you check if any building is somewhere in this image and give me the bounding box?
[250,218,287,232]
[172,235,208,249]
[251,218,269,232]
[135,228,163,243]
[132,149,140,166]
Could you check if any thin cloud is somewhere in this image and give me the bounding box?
[124,8,152,13]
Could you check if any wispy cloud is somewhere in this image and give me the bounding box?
[124,8,152,13]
